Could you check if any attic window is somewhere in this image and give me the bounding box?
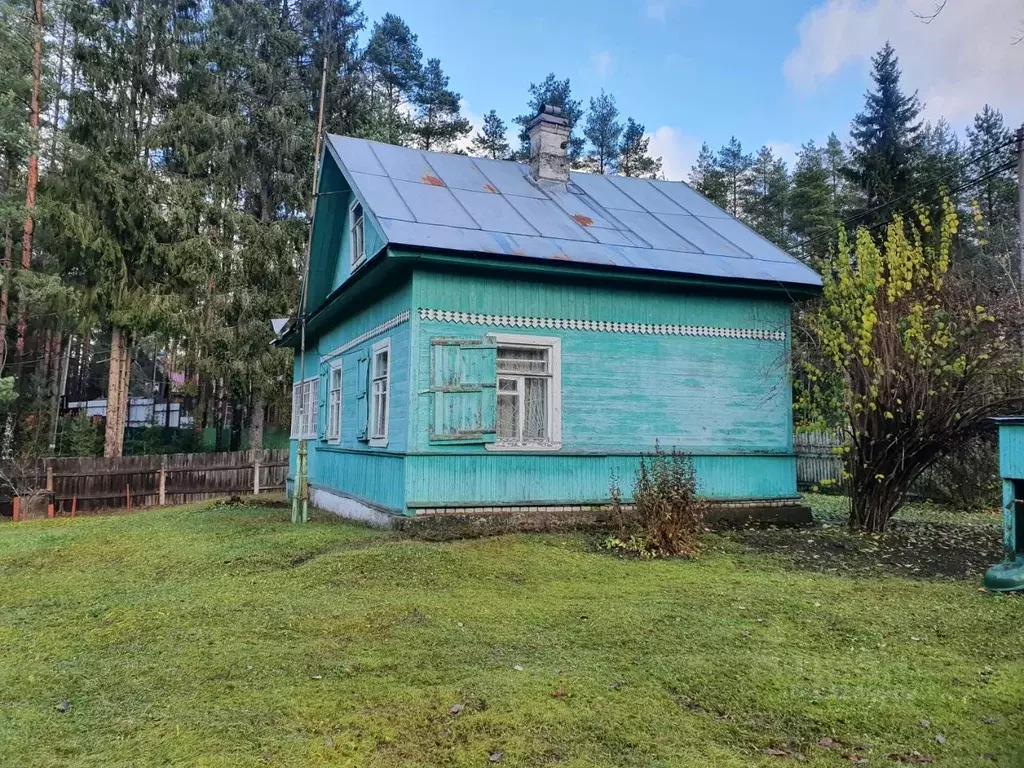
[350,200,365,268]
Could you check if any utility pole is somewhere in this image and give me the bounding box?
[1018,125,1023,292]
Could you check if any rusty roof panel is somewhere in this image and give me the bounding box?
[327,135,821,288]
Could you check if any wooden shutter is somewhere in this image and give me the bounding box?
[355,352,369,441]
[429,337,497,444]
[317,361,329,440]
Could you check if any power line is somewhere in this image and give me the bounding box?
[797,139,1018,253]
[805,159,1017,253]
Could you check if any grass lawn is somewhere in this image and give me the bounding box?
[1,500,1022,767]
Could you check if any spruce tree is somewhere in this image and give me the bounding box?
[514,73,584,164]
[617,118,661,179]
[365,13,422,146]
[824,133,855,219]
[965,105,1016,228]
[582,91,622,174]
[470,110,511,160]
[295,0,368,138]
[689,142,727,208]
[788,141,834,261]
[741,146,789,247]
[844,42,923,227]
[717,136,752,216]
[412,58,469,151]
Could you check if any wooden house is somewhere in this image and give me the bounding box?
[277,106,822,526]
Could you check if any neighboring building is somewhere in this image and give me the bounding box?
[277,106,821,525]
[67,398,192,429]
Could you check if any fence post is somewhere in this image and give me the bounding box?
[46,462,54,518]
[253,451,261,496]
[158,456,167,506]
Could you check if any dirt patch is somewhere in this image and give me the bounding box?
[724,519,1005,581]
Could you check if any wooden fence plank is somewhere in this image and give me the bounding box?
[0,449,289,516]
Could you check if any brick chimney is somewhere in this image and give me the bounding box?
[527,105,570,184]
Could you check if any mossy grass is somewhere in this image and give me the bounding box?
[1,499,1021,766]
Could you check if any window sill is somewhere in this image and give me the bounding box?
[485,442,562,453]
[368,436,389,448]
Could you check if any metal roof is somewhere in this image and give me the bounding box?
[327,134,822,289]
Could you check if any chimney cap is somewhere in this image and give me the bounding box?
[527,104,569,130]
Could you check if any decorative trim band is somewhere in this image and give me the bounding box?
[418,308,785,341]
[322,311,410,361]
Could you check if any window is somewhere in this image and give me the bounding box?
[369,339,390,446]
[350,200,365,268]
[326,365,342,442]
[291,377,318,439]
[491,335,561,450]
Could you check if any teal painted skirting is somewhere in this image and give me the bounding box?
[310,448,406,512]
[999,425,1024,481]
[405,453,797,508]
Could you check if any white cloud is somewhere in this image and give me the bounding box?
[784,0,1024,123]
[592,51,614,78]
[646,126,702,181]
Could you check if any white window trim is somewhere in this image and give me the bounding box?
[326,363,343,444]
[291,376,318,440]
[350,199,366,270]
[369,337,391,447]
[486,333,562,452]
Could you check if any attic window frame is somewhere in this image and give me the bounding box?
[350,199,366,269]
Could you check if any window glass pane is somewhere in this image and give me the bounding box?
[374,349,388,378]
[497,393,518,441]
[497,347,547,374]
[523,377,548,440]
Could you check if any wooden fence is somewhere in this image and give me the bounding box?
[794,430,845,490]
[0,449,288,519]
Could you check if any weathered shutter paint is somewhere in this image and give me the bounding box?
[429,337,497,444]
[355,353,369,441]
[317,362,329,440]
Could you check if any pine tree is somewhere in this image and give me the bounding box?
[582,91,621,174]
[741,146,790,247]
[788,141,834,261]
[514,73,584,164]
[364,13,422,146]
[617,118,661,179]
[689,142,727,208]
[470,110,511,160]
[717,136,752,217]
[844,42,923,227]
[412,58,469,151]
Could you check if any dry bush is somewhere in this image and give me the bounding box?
[609,444,708,558]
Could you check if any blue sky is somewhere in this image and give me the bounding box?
[360,0,1023,179]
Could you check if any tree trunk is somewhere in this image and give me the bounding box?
[1,224,11,370]
[48,333,71,451]
[103,326,131,457]
[16,0,43,362]
[249,395,265,450]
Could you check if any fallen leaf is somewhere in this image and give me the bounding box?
[920,720,930,729]
[450,704,463,716]
[56,699,71,713]
[935,735,945,745]
[552,687,566,698]
[489,750,504,763]
[513,664,524,672]
[764,748,794,757]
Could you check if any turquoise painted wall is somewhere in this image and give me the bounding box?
[999,424,1024,481]
[290,279,411,513]
[405,265,796,506]
[306,154,387,311]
